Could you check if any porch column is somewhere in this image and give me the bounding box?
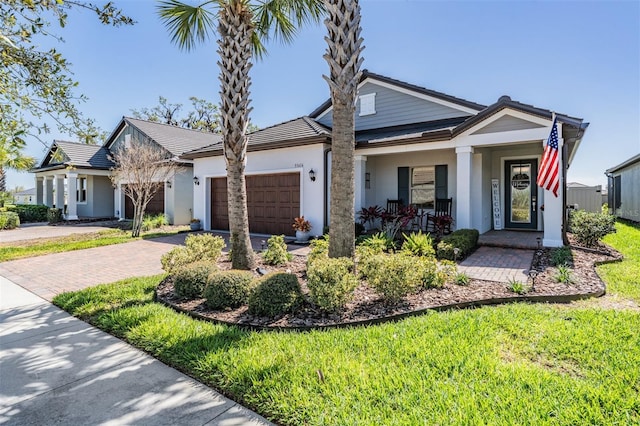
[354,155,367,213]
[455,146,474,229]
[66,172,79,220]
[35,177,43,205]
[55,174,65,210]
[43,176,54,207]
[542,124,564,247]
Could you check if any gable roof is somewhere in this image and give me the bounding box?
[33,140,114,171]
[105,117,222,157]
[606,153,640,174]
[15,188,36,196]
[309,70,486,118]
[182,116,331,159]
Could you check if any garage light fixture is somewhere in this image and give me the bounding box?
[193,176,200,186]
[308,169,316,182]
[166,180,172,189]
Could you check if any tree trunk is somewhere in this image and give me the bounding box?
[323,0,364,258]
[0,166,6,193]
[217,3,255,270]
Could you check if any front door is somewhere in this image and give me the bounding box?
[504,159,538,230]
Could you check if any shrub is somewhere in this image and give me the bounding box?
[554,264,575,284]
[436,229,479,260]
[307,257,359,312]
[550,246,573,266]
[455,272,470,286]
[173,261,218,299]
[570,210,616,247]
[368,253,423,302]
[359,232,395,253]
[0,211,20,230]
[141,213,168,231]
[161,234,226,273]
[8,204,49,222]
[356,251,386,281]
[262,235,292,266]
[307,237,329,267]
[248,273,303,317]
[416,257,456,289]
[401,231,435,257]
[204,270,255,310]
[47,208,63,224]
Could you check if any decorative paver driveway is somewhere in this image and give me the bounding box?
[0,222,119,244]
[458,246,533,283]
[0,234,187,300]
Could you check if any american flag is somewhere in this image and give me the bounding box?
[537,115,559,197]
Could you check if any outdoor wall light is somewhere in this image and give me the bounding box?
[166,180,172,189]
[309,169,316,182]
[193,176,200,186]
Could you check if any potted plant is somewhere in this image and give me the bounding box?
[292,216,312,242]
[190,218,201,231]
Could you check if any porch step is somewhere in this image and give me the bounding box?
[478,230,543,250]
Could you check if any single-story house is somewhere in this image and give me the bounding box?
[13,188,37,205]
[31,117,220,224]
[182,71,589,247]
[567,182,604,213]
[606,153,640,222]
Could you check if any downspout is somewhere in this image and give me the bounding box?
[324,147,331,230]
[562,141,569,245]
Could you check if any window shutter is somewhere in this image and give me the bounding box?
[614,175,622,209]
[435,165,448,199]
[398,167,409,205]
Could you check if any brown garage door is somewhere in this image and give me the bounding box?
[211,173,300,236]
[124,185,165,219]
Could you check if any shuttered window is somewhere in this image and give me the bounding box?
[399,165,447,209]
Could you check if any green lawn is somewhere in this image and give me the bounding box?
[0,228,186,262]
[598,220,640,303]
[54,216,640,426]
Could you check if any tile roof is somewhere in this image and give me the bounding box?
[34,140,115,171]
[355,117,465,144]
[122,117,222,157]
[182,116,331,158]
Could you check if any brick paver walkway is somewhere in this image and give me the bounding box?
[0,221,119,244]
[458,246,533,283]
[0,234,187,300]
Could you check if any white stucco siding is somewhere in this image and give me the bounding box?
[193,144,327,234]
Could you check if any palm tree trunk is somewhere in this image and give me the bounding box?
[0,166,6,193]
[218,2,256,270]
[323,0,364,258]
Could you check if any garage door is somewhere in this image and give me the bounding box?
[124,185,164,219]
[211,173,300,235]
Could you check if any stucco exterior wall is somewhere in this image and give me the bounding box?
[91,176,115,217]
[192,143,328,234]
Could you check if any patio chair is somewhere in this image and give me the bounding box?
[427,197,453,235]
[386,199,403,215]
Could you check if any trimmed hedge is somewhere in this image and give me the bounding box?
[0,211,20,230]
[307,257,359,312]
[161,234,226,273]
[436,228,479,261]
[173,261,218,299]
[47,208,63,224]
[204,270,255,310]
[569,210,616,247]
[248,272,303,318]
[7,204,49,223]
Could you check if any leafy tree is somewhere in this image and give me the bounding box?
[0,135,36,193]
[323,0,364,258]
[109,138,184,237]
[0,0,133,153]
[158,0,324,270]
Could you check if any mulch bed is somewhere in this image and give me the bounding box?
[155,238,623,330]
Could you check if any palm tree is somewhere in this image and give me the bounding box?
[158,0,324,270]
[323,0,364,258]
[0,133,36,193]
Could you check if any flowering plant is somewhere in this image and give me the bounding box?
[292,216,311,232]
[190,218,201,223]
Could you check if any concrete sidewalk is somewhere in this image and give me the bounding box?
[0,221,119,244]
[0,276,273,425]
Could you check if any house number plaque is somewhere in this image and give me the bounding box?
[491,179,502,230]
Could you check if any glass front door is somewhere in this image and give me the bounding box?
[504,159,538,230]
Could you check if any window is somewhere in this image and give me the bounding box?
[77,177,87,203]
[411,166,435,209]
[614,175,621,209]
[359,93,376,116]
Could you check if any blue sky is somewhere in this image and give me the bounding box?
[8,0,640,191]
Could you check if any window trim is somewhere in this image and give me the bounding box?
[410,166,436,209]
[358,93,376,116]
[77,176,88,204]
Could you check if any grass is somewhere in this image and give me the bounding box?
[598,220,640,303]
[0,228,186,262]
[54,274,640,425]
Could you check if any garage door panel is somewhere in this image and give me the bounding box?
[124,184,164,219]
[211,173,300,235]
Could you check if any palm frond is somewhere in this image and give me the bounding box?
[252,0,324,46]
[157,0,218,51]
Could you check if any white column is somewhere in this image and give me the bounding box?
[471,152,483,231]
[66,172,79,220]
[55,175,65,211]
[43,177,54,207]
[543,123,564,247]
[36,177,44,205]
[455,146,474,229]
[354,155,367,213]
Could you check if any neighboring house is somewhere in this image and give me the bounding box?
[14,188,37,205]
[182,71,589,247]
[32,117,220,224]
[567,182,603,213]
[606,153,640,222]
